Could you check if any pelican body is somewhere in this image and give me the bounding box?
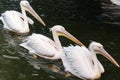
[60,41,119,80]
[20,25,83,60]
[0,0,45,33]
[110,0,120,6]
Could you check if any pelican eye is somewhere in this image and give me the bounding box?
[24,2,29,6]
[97,46,103,49]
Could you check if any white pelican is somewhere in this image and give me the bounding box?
[0,0,45,33]
[60,41,120,80]
[110,0,120,6]
[20,25,83,60]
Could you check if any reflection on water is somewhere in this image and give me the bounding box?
[0,0,120,80]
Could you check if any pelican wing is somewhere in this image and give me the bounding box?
[110,0,120,5]
[61,45,94,79]
[0,10,34,32]
[20,33,59,58]
[1,11,21,31]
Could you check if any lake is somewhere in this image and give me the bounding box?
[0,0,119,80]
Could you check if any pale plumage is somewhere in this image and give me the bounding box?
[20,25,83,60]
[0,0,45,33]
[0,11,33,33]
[60,41,119,80]
[20,33,60,59]
[110,0,120,6]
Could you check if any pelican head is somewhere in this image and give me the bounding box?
[89,41,120,68]
[50,25,84,46]
[20,0,46,26]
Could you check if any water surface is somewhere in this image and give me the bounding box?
[0,0,120,80]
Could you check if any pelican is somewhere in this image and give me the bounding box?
[20,25,83,60]
[0,0,45,33]
[110,0,120,6]
[60,41,120,80]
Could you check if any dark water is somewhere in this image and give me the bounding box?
[0,0,120,80]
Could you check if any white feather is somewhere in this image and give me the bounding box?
[61,45,94,79]
[20,33,59,58]
[0,10,34,33]
[110,0,120,5]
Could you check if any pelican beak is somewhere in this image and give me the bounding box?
[23,4,46,26]
[57,29,84,46]
[96,47,120,68]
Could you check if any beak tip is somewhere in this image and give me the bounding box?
[116,64,120,68]
[43,24,46,27]
[41,22,46,27]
